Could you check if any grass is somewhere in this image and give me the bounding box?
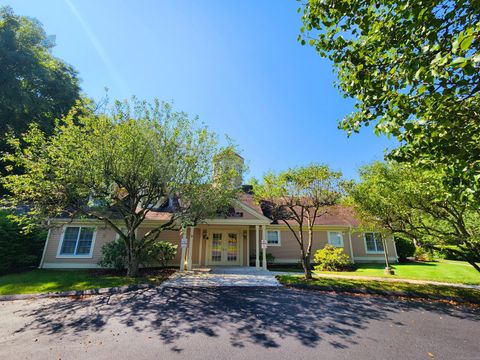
[0,269,170,296]
[277,275,480,304]
[272,260,480,285]
[315,261,480,285]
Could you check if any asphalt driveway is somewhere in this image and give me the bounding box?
[0,286,478,360]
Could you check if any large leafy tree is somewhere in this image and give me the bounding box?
[253,164,345,279]
[350,162,480,272]
[2,99,240,276]
[0,6,80,152]
[299,0,480,203]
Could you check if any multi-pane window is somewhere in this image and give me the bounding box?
[364,232,384,253]
[59,227,95,256]
[266,230,280,245]
[328,231,344,247]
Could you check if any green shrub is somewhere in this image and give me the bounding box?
[98,239,127,271]
[0,211,46,274]
[414,246,435,262]
[98,239,178,270]
[313,244,352,271]
[394,237,416,262]
[266,253,275,266]
[144,241,177,267]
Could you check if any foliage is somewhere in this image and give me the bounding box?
[414,246,435,262]
[313,244,352,271]
[0,6,80,154]
[98,239,127,271]
[144,241,177,267]
[349,161,480,272]
[253,164,346,279]
[394,237,416,262]
[0,211,46,274]
[299,0,480,204]
[2,98,240,276]
[266,253,275,266]
[99,239,178,270]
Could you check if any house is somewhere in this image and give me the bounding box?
[38,190,398,270]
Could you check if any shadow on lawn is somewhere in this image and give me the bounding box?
[12,286,480,351]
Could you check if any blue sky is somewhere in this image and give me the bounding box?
[9,0,394,181]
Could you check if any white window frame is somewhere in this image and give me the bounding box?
[363,232,384,254]
[327,231,344,247]
[266,230,281,246]
[56,225,97,258]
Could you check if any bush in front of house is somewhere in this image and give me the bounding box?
[414,246,435,262]
[0,211,46,274]
[394,236,416,262]
[266,253,275,266]
[98,239,127,271]
[98,239,177,271]
[313,244,352,271]
[144,241,177,267]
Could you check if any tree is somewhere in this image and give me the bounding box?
[0,211,46,274]
[350,161,480,272]
[2,98,240,276]
[299,1,480,203]
[0,6,80,153]
[253,164,345,279]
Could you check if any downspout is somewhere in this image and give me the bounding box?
[348,227,355,264]
[38,219,51,269]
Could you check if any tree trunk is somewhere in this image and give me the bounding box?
[125,232,140,277]
[301,251,312,280]
[126,254,139,277]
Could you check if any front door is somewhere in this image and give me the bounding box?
[208,230,241,265]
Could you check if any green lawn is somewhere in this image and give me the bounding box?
[314,260,480,285]
[271,260,480,284]
[277,275,480,304]
[0,269,165,295]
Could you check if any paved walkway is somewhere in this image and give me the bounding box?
[272,271,480,290]
[161,267,281,287]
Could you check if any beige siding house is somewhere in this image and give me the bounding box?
[39,192,398,270]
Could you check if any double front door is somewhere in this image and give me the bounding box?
[207,230,241,266]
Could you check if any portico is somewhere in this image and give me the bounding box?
[178,200,272,271]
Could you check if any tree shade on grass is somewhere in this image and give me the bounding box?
[272,261,480,285]
[0,269,169,295]
[277,275,480,304]
[315,261,480,285]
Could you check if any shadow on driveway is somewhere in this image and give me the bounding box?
[11,286,480,350]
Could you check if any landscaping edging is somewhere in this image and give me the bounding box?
[0,283,155,302]
[282,282,480,305]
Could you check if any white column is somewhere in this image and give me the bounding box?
[246,228,250,267]
[255,225,260,269]
[348,228,355,264]
[199,228,204,267]
[262,225,267,270]
[187,226,194,271]
[179,227,186,271]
